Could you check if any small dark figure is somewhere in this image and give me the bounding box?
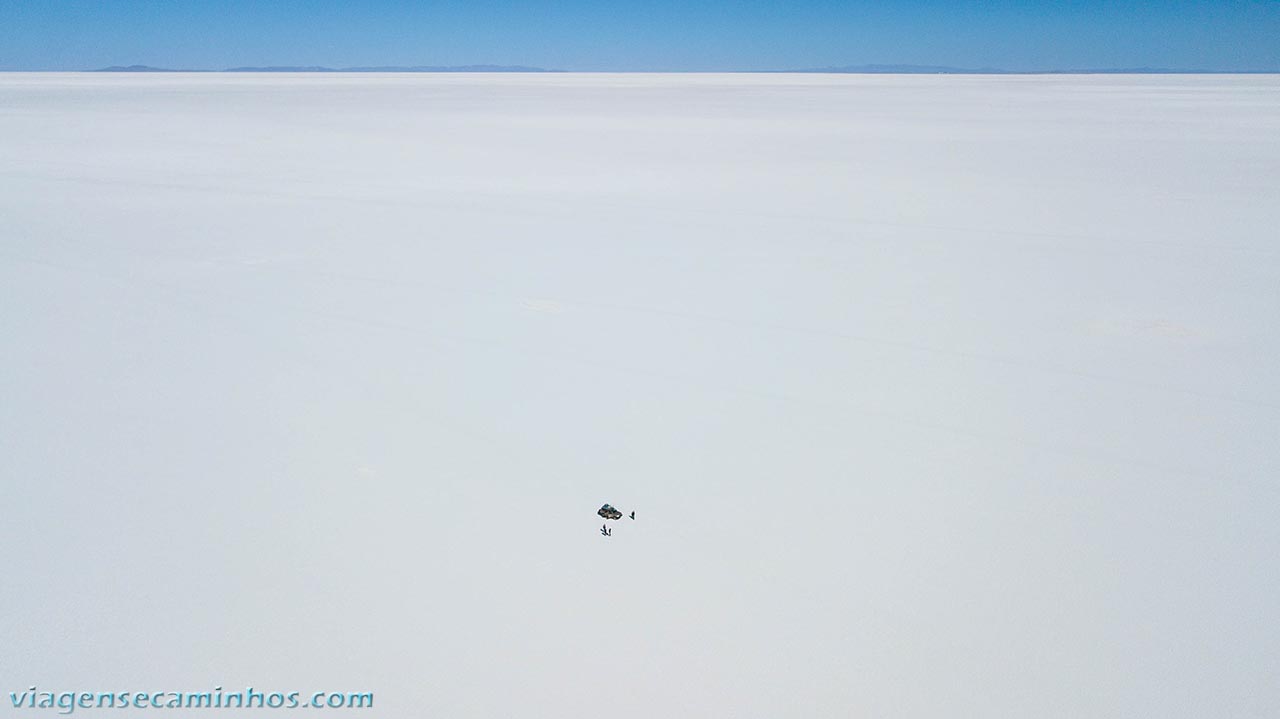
[629,511,635,520]
[601,524,611,537]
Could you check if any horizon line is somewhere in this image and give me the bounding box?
[16,63,1280,75]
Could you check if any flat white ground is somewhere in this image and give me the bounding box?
[1,73,1277,717]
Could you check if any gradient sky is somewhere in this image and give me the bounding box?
[1,0,1278,71]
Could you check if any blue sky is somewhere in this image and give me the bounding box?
[2,0,1277,71]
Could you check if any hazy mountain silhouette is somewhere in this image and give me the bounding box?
[224,66,336,72]
[90,63,1263,74]
[343,65,560,72]
[94,64,561,72]
[785,64,1009,74]
[93,65,201,72]
[778,64,1251,74]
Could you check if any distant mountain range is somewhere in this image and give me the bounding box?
[779,64,1258,74]
[91,63,1268,74]
[95,65,191,72]
[94,64,561,73]
[785,64,1007,74]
